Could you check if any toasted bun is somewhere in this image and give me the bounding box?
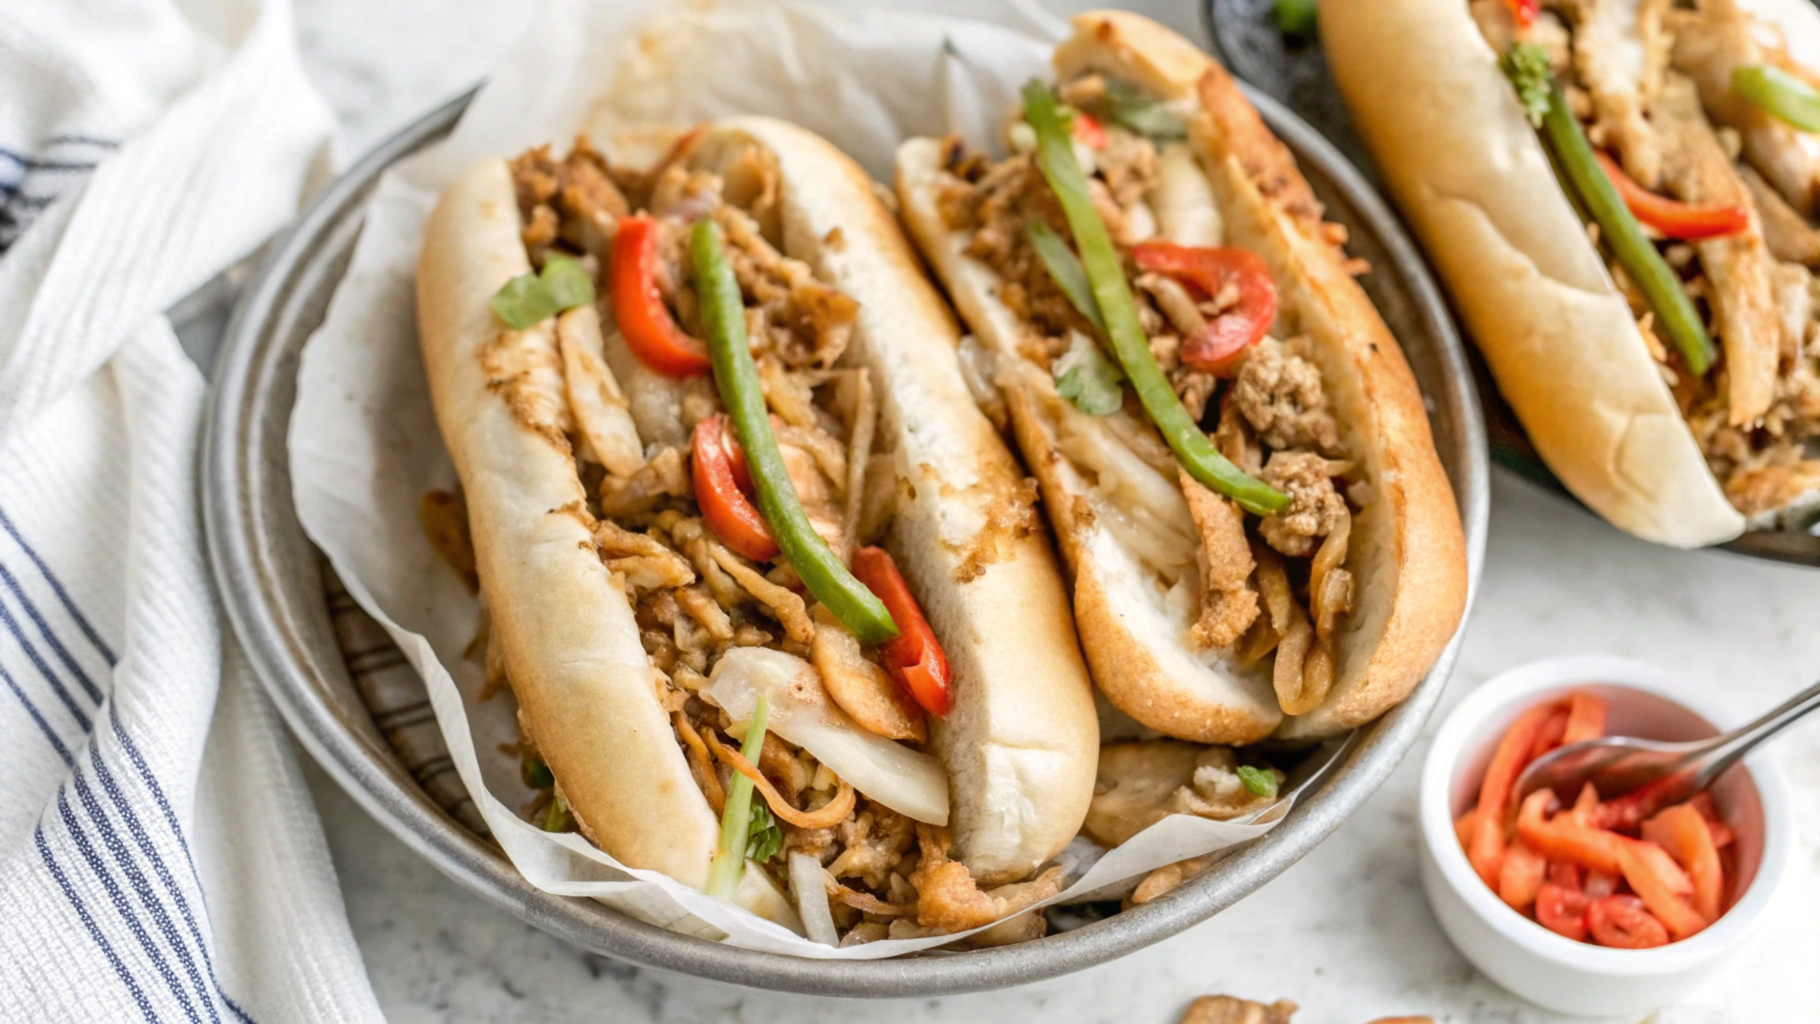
[711,117,1098,881]
[897,10,1468,742]
[1320,0,1745,548]
[417,159,721,886]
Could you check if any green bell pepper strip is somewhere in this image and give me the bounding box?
[1733,64,1820,133]
[1022,81,1290,516]
[706,695,770,900]
[1536,82,1716,377]
[688,219,899,643]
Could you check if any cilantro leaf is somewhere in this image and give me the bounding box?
[1501,42,1555,129]
[744,801,782,862]
[1026,220,1105,332]
[1237,765,1279,800]
[490,253,597,329]
[1053,331,1125,417]
[1100,80,1188,141]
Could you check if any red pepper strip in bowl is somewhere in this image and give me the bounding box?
[691,415,778,562]
[1594,153,1749,240]
[1129,242,1278,375]
[850,547,951,716]
[1535,881,1591,941]
[1617,840,1708,939]
[1072,111,1109,150]
[1561,691,1607,745]
[1503,0,1538,29]
[610,216,714,377]
[1644,804,1724,920]
[1587,894,1670,949]
[1516,789,1625,875]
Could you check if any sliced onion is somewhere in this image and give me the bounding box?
[707,648,950,825]
[1152,143,1223,247]
[790,853,840,946]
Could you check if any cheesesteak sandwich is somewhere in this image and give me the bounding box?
[416,116,1098,945]
[1324,0,1820,545]
[895,11,1468,744]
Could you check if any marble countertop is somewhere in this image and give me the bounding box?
[291,2,1820,1020]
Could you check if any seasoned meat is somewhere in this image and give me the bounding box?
[714,205,858,369]
[1179,470,1258,650]
[1743,165,1820,267]
[1230,337,1341,454]
[1258,451,1348,558]
[1560,0,1671,187]
[508,139,628,264]
[939,148,1092,347]
[1655,72,1781,424]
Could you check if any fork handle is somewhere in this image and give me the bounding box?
[1693,679,1820,789]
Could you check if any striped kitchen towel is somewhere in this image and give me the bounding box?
[0,0,382,1020]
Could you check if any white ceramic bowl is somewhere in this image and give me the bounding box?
[1419,655,1793,1017]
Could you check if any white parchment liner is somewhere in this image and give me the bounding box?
[289,0,1304,958]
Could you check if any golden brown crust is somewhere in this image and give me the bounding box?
[1319,0,1745,548]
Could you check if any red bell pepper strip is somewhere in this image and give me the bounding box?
[1617,840,1708,939]
[1688,792,1736,849]
[610,216,713,377]
[1561,691,1607,745]
[1516,789,1624,875]
[1503,0,1538,29]
[1594,153,1749,240]
[1536,882,1590,941]
[1130,242,1278,374]
[1587,894,1670,949]
[1072,112,1109,150]
[850,547,951,716]
[1498,841,1548,912]
[1644,804,1724,921]
[691,415,778,562]
[1529,705,1570,762]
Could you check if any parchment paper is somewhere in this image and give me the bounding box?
[290,0,1301,958]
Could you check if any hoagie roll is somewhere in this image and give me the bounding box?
[894,11,1469,744]
[416,116,1098,944]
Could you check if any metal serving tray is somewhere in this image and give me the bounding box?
[203,86,1488,996]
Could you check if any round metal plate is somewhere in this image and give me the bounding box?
[203,83,1489,995]
[1206,0,1820,566]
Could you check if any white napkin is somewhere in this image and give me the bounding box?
[0,0,382,1020]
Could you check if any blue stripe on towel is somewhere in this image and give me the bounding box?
[55,788,203,1023]
[91,738,255,1023]
[0,590,91,730]
[37,827,158,1024]
[0,503,117,665]
[1,662,72,765]
[72,763,221,1023]
[0,558,103,702]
